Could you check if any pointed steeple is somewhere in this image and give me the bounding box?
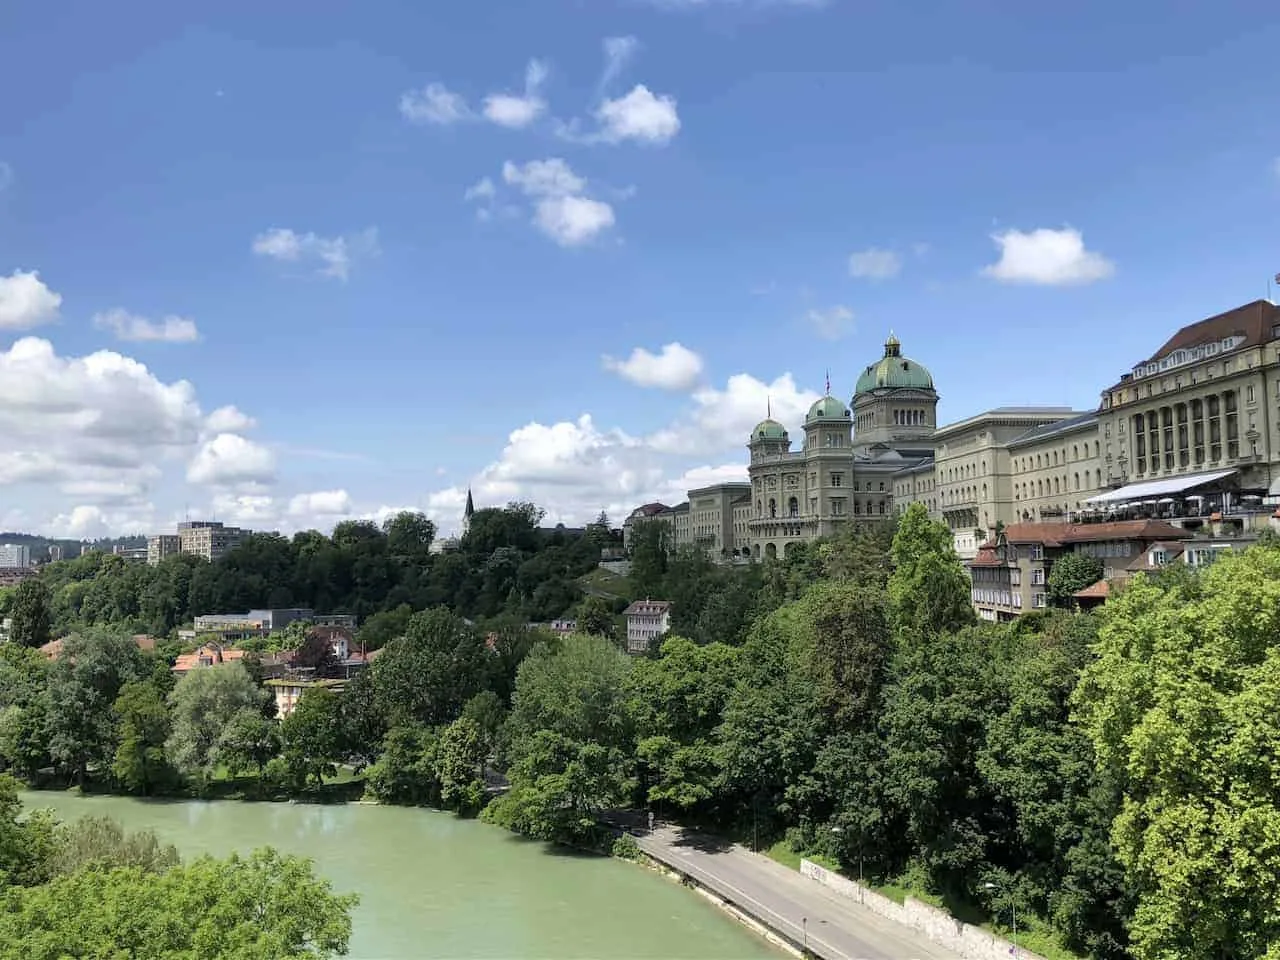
[463,487,475,535]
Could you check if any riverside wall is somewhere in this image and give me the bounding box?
[799,860,1044,960]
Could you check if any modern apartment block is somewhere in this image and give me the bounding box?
[147,521,247,565]
[0,543,31,569]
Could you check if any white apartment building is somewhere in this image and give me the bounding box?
[0,544,31,569]
[623,599,671,655]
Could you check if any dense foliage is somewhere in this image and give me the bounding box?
[0,499,1275,960]
[0,505,609,639]
[0,776,357,958]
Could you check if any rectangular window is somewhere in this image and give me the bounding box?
[830,473,844,487]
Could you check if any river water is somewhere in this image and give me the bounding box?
[22,792,780,959]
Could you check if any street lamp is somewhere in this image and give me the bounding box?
[984,882,1018,957]
[802,916,807,950]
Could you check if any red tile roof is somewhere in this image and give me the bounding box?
[171,644,247,673]
[998,519,1191,548]
[1109,300,1279,390]
[1074,580,1111,599]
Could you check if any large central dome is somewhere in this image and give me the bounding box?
[854,333,934,395]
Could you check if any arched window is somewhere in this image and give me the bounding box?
[768,498,777,518]
[788,496,799,517]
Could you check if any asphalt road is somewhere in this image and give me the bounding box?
[635,824,964,960]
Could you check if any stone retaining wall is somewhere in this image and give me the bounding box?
[799,859,1043,960]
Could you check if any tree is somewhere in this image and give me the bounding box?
[9,579,51,649]
[0,774,57,888]
[888,503,974,640]
[382,510,436,558]
[371,609,487,726]
[576,595,616,640]
[217,708,282,787]
[1073,548,1280,960]
[293,628,340,675]
[45,630,149,787]
[112,681,175,796]
[1047,552,1104,607]
[438,716,486,813]
[0,847,358,959]
[364,724,441,806]
[281,687,344,787]
[45,816,179,878]
[166,662,267,788]
[628,519,671,598]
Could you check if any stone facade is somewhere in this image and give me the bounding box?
[628,299,1280,565]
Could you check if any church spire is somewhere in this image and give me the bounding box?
[463,487,475,535]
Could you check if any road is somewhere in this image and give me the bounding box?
[634,823,963,960]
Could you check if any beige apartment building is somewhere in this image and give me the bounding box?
[147,520,248,565]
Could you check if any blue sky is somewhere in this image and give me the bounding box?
[1,0,1277,538]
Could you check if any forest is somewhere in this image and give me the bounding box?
[0,501,1276,960]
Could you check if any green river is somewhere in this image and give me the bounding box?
[22,792,780,959]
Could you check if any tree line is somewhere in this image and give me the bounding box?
[0,504,611,645]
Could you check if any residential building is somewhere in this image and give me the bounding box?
[171,642,247,674]
[687,482,751,559]
[146,521,247,565]
[113,544,148,562]
[968,520,1192,621]
[0,543,31,569]
[0,618,10,643]
[193,607,317,638]
[623,599,671,655]
[146,535,180,565]
[0,567,37,587]
[265,677,347,719]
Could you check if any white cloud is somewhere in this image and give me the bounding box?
[209,493,280,529]
[502,158,616,246]
[287,489,353,518]
[502,158,585,197]
[848,248,902,280]
[464,177,495,202]
[47,503,156,539]
[187,433,276,487]
[595,85,680,145]
[399,82,471,124]
[0,270,62,330]
[599,36,638,90]
[92,308,200,344]
[0,335,225,524]
[603,342,704,390]
[982,227,1114,286]
[649,370,819,455]
[251,227,379,281]
[806,305,855,340]
[482,59,549,129]
[204,405,256,434]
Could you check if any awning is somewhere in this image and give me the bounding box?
[1084,468,1237,506]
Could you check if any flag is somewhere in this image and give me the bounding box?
[825,369,831,395]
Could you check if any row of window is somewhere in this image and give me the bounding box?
[1016,440,1101,473]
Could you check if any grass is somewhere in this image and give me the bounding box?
[577,568,635,601]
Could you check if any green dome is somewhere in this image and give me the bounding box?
[854,333,934,395]
[806,396,850,421]
[751,418,788,441]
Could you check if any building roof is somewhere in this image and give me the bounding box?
[1074,580,1111,599]
[751,418,788,441]
[628,502,671,520]
[999,519,1192,548]
[171,643,247,672]
[855,334,934,395]
[623,600,671,616]
[1007,411,1099,448]
[1108,300,1279,390]
[1084,468,1237,505]
[806,395,851,421]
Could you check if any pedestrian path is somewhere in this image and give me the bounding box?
[634,823,964,960]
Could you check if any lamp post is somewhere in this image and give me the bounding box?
[802,916,808,951]
[984,882,1017,957]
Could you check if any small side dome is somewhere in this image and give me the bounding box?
[806,396,851,421]
[751,418,788,441]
